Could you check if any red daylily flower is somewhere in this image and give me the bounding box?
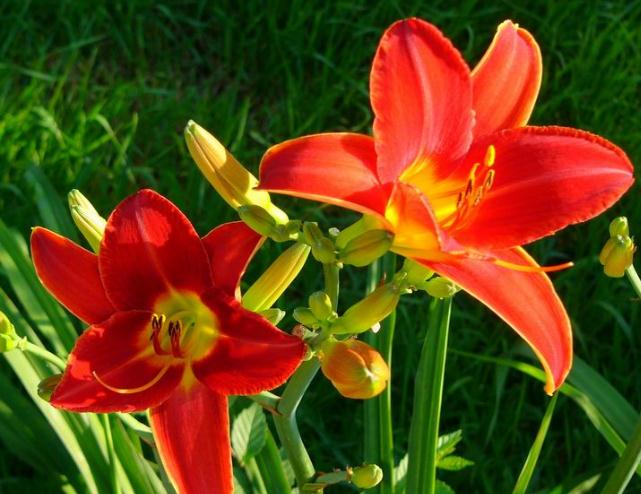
[31,189,305,493]
[258,19,634,393]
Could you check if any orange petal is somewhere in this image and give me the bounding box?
[453,126,634,250]
[472,21,542,137]
[202,221,265,299]
[150,383,233,494]
[31,228,115,324]
[370,18,473,184]
[424,247,572,393]
[50,311,182,412]
[259,133,389,217]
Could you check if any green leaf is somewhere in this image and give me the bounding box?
[232,403,267,464]
[436,430,463,460]
[437,455,474,471]
[435,480,455,494]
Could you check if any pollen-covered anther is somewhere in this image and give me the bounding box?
[168,320,184,358]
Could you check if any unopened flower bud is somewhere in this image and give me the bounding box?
[339,229,393,267]
[68,189,106,252]
[238,205,278,237]
[609,217,629,238]
[309,291,334,321]
[600,235,635,278]
[423,277,459,298]
[335,215,385,249]
[293,308,318,327]
[303,223,336,263]
[258,308,286,325]
[184,121,288,223]
[0,312,18,353]
[320,338,389,399]
[350,464,383,489]
[242,243,311,312]
[402,258,434,286]
[37,374,62,402]
[332,284,400,334]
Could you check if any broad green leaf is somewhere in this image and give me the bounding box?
[232,403,267,464]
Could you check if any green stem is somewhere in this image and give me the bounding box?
[599,265,641,493]
[406,297,452,494]
[364,254,396,494]
[323,262,340,310]
[254,429,292,493]
[248,391,281,413]
[101,414,120,494]
[20,340,66,369]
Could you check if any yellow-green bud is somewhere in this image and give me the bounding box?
[599,235,635,278]
[350,464,384,489]
[238,205,280,238]
[258,308,286,325]
[338,229,393,267]
[332,284,400,334]
[609,217,629,238]
[242,243,311,312]
[335,215,385,249]
[320,338,389,399]
[402,258,434,286]
[184,121,288,223]
[37,374,62,402]
[309,291,334,321]
[68,189,106,253]
[293,307,319,327]
[0,312,18,353]
[303,223,336,263]
[423,277,459,299]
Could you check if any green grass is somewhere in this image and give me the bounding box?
[1,0,641,492]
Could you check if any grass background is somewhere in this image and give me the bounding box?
[2,0,641,492]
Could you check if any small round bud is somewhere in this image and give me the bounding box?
[320,338,390,399]
[350,464,383,489]
[303,223,336,263]
[0,312,18,353]
[609,217,629,238]
[402,259,434,286]
[309,291,334,321]
[339,229,393,267]
[423,277,459,299]
[258,308,286,325]
[293,307,319,327]
[599,235,635,278]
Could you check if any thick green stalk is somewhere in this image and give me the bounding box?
[364,254,396,494]
[101,414,120,494]
[600,265,641,493]
[406,297,452,494]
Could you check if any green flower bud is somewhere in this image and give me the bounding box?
[599,235,635,278]
[242,243,311,312]
[350,464,384,489]
[0,312,18,353]
[309,291,334,321]
[238,204,278,237]
[37,374,62,402]
[258,308,286,325]
[335,215,385,249]
[68,189,106,253]
[609,217,629,238]
[423,277,459,299]
[293,307,319,327]
[332,284,400,334]
[402,259,434,286]
[339,229,393,267]
[303,223,336,263]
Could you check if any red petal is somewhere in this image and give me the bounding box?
[371,18,473,184]
[51,311,182,412]
[150,383,233,494]
[31,228,115,324]
[202,221,265,299]
[425,247,572,393]
[453,126,634,250]
[259,133,389,217]
[472,21,542,137]
[99,190,213,310]
[385,183,447,259]
[192,288,305,395]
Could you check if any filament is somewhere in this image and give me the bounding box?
[93,365,171,395]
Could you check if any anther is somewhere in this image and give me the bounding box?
[484,169,495,190]
[484,145,495,167]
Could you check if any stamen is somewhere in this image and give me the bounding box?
[150,314,171,356]
[493,259,574,273]
[484,169,495,190]
[93,365,171,394]
[168,321,184,358]
[484,145,496,167]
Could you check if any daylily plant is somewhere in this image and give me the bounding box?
[30,189,305,493]
[258,18,634,393]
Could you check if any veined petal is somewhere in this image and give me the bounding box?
[371,18,473,184]
[259,133,389,217]
[472,21,542,137]
[202,222,264,300]
[51,311,182,412]
[385,183,446,259]
[192,288,305,395]
[31,228,115,324]
[454,126,634,250]
[150,383,233,494]
[99,190,213,310]
[424,247,572,393]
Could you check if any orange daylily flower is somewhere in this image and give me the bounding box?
[258,19,634,393]
[31,189,305,494]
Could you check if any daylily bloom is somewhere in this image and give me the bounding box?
[258,18,634,393]
[31,189,306,493]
